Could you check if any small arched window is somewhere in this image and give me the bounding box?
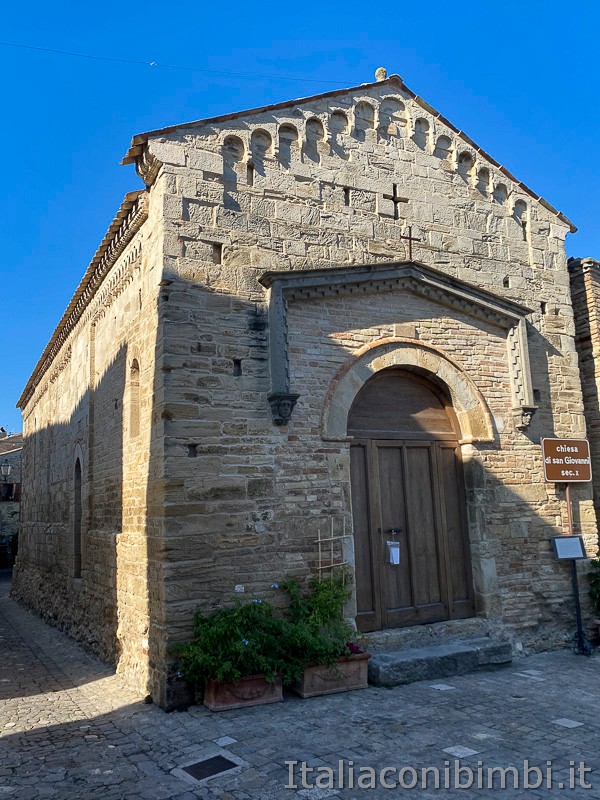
[222,136,245,210]
[130,359,140,438]
[73,458,82,579]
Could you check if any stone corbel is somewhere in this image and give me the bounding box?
[268,393,300,425]
[137,146,162,187]
[512,405,538,431]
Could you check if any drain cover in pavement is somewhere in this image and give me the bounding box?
[182,755,238,781]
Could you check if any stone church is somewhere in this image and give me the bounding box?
[13,69,599,708]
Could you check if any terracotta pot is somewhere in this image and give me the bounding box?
[203,674,283,712]
[291,652,371,699]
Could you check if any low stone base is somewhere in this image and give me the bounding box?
[368,638,512,687]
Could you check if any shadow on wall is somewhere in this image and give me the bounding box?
[11,345,128,686]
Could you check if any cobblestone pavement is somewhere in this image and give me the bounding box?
[2,570,600,799]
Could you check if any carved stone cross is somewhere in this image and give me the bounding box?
[383,184,409,221]
[399,225,422,261]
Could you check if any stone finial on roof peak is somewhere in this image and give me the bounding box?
[375,67,387,82]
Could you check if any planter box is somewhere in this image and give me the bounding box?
[292,652,371,699]
[204,674,283,712]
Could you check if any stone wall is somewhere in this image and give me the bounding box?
[570,257,600,528]
[12,186,168,699]
[0,435,23,557]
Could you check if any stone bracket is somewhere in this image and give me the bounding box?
[268,392,300,425]
[512,405,538,431]
[259,260,536,429]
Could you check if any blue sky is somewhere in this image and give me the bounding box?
[1,1,598,432]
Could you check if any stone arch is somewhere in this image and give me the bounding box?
[353,101,375,142]
[412,118,430,150]
[304,117,325,164]
[321,338,494,444]
[493,182,508,205]
[434,135,452,160]
[457,151,474,182]
[476,167,490,195]
[329,110,349,159]
[250,129,272,179]
[513,198,527,220]
[222,135,245,210]
[278,124,298,169]
[513,199,528,241]
[378,97,407,140]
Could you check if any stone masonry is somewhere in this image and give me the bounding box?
[12,70,599,708]
[0,432,22,559]
[569,258,600,524]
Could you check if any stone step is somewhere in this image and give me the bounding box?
[363,617,500,654]
[368,637,513,687]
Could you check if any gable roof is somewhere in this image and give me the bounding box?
[122,74,576,232]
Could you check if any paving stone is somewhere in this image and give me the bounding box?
[2,572,600,798]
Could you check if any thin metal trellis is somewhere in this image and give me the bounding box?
[314,517,349,579]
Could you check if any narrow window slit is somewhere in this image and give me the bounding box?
[212,243,223,265]
[233,359,242,377]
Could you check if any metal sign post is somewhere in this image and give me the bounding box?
[543,438,593,656]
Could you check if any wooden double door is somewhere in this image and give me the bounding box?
[348,369,475,632]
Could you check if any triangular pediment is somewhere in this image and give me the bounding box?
[260,260,533,330]
[123,75,574,231]
[260,260,536,428]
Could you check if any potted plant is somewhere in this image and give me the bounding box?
[176,598,293,711]
[279,573,371,698]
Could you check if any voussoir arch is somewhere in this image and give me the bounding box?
[321,338,494,444]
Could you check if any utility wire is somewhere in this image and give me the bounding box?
[0,40,348,86]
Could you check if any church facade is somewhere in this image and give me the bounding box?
[13,71,598,708]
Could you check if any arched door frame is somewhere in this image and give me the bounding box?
[321,338,500,623]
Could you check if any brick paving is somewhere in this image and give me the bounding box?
[1,569,600,798]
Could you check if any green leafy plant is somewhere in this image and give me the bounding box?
[278,572,358,673]
[176,598,294,685]
[589,557,600,619]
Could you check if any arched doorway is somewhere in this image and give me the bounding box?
[348,368,475,632]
